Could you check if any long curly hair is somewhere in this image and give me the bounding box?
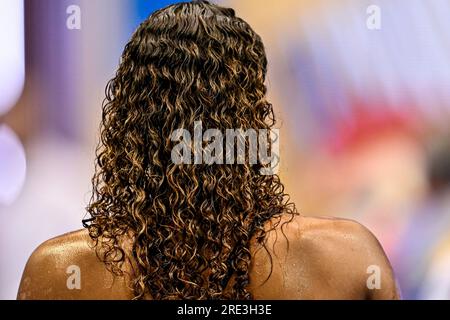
[83,0,297,300]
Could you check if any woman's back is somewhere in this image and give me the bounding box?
[18,215,399,299]
[17,1,399,300]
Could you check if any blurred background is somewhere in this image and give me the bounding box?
[1,0,450,299]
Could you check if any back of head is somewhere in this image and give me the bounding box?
[84,0,296,299]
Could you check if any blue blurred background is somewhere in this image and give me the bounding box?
[1,0,450,299]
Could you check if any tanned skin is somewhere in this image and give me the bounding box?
[17,215,400,300]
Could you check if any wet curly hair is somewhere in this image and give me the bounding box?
[83,0,297,299]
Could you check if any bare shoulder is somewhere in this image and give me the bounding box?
[17,229,133,300]
[18,216,400,300]
[253,214,401,299]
